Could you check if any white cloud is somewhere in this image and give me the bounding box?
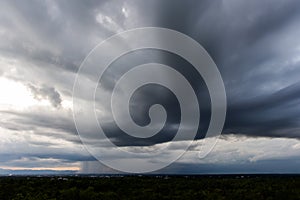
[96,13,124,33]
[178,135,300,164]
[122,6,129,18]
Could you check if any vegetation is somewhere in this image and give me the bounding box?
[0,175,300,200]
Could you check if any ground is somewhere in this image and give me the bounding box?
[0,175,300,200]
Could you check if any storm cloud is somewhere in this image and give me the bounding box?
[28,84,62,108]
[1,0,300,172]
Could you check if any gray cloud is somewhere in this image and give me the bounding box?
[28,84,62,108]
[225,81,300,138]
[136,0,300,140]
[94,0,300,145]
[1,0,300,172]
[157,158,300,174]
[0,110,79,143]
[1,0,300,143]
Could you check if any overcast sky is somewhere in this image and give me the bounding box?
[1,0,300,173]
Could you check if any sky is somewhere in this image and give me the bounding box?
[1,0,300,174]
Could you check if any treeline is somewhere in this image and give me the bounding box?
[0,176,300,199]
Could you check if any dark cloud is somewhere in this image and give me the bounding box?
[89,0,300,144]
[95,49,210,146]
[158,158,300,174]
[225,81,300,138]
[128,0,300,140]
[1,0,300,173]
[28,84,62,108]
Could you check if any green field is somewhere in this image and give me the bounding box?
[1,175,300,200]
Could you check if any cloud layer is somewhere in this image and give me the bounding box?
[0,0,300,172]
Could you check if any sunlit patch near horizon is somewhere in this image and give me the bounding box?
[0,77,72,110]
[0,166,80,171]
[0,77,42,109]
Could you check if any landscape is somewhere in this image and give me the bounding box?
[1,0,300,199]
[1,175,300,200]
